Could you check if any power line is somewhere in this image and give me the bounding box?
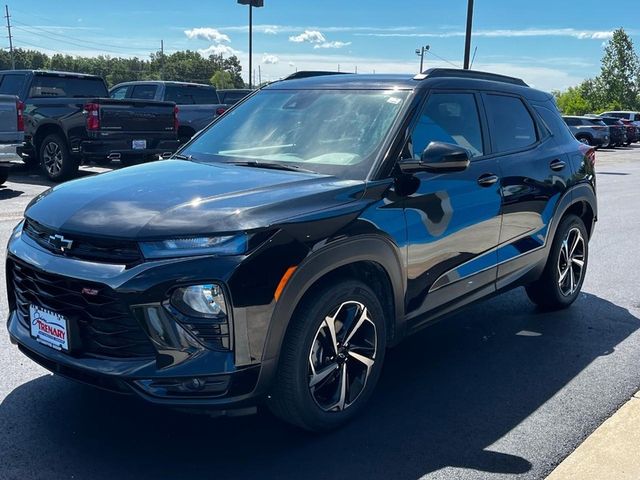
[12,26,152,57]
[425,48,461,69]
[12,19,156,52]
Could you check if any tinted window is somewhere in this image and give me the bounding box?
[564,117,580,126]
[28,75,108,98]
[0,74,26,95]
[222,91,249,105]
[587,118,606,126]
[129,84,157,100]
[603,112,627,120]
[165,85,220,105]
[533,103,576,144]
[110,86,129,99]
[411,92,484,158]
[485,94,537,152]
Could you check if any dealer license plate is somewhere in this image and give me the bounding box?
[29,304,69,352]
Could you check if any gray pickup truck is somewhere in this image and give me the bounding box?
[0,94,25,186]
[110,81,227,144]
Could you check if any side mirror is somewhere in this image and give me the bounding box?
[399,141,471,174]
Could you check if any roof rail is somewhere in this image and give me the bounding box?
[282,71,348,80]
[416,68,528,87]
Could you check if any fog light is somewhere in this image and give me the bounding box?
[171,284,227,318]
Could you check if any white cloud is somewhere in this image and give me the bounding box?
[288,61,295,67]
[262,53,279,64]
[264,27,278,35]
[355,28,616,40]
[314,41,352,49]
[199,44,240,57]
[289,30,326,44]
[184,27,230,43]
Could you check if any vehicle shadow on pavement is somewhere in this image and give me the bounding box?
[1,289,638,480]
[0,187,24,200]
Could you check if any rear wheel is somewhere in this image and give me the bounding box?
[268,280,387,432]
[526,214,588,310]
[39,134,78,182]
[577,136,592,146]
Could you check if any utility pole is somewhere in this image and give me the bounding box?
[415,45,430,73]
[463,0,474,69]
[160,39,164,80]
[258,65,261,86]
[5,5,14,70]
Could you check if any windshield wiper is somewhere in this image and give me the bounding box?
[227,160,316,174]
[173,153,194,161]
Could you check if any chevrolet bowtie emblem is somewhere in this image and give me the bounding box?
[48,234,73,251]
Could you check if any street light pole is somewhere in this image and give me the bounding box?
[238,0,264,89]
[463,0,474,69]
[415,45,429,73]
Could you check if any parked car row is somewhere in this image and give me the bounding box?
[563,110,640,148]
[0,69,252,181]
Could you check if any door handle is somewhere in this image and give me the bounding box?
[477,173,499,187]
[550,159,566,171]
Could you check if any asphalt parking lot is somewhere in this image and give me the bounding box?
[1,147,639,480]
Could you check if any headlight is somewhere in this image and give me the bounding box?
[139,234,247,259]
[171,284,227,318]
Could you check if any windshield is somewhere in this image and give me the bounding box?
[181,88,409,179]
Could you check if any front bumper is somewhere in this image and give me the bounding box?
[5,228,276,409]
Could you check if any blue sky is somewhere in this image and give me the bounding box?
[8,0,639,90]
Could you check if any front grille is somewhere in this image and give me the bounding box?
[9,259,155,359]
[23,219,142,265]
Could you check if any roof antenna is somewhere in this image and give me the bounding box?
[470,46,478,69]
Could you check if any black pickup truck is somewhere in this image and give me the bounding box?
[0,70,178,181]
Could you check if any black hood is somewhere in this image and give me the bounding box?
[25,160,365,239]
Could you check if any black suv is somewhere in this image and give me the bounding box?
[6,69,597,431]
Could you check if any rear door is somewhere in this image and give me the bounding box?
[484,93,571,287]
[403,90,502,324]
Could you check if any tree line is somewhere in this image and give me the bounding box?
[554,28,640,115]
[0,48,245,89]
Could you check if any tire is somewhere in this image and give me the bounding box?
[577,136,592,146]
[526,214,588,310]
[0,166,8,185]
[39,134,78,182]
[268,279,387,432]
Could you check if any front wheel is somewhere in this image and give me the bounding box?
[268,280,387,432]
[39,134,78,182]
[526,214,588,310]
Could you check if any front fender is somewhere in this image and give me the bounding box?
[261,235,406,367]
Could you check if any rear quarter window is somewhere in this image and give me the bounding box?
[533,103,576,144]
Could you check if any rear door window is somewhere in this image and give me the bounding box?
[410,92,484,158]
[129,84,158,100]
[0,74,27,96]
[564,117,580,126]
[110,86,130,99]
[484,94,537,152]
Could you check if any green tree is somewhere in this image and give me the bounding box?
[598,28,640,110]
[210,70,234,89]
[554,85,592,115]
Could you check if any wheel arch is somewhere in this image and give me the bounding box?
[262,236,406,367]
[34,122,67,153]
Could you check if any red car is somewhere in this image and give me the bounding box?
[620,119,639,145]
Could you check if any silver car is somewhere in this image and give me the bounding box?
[563,116,610,147]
